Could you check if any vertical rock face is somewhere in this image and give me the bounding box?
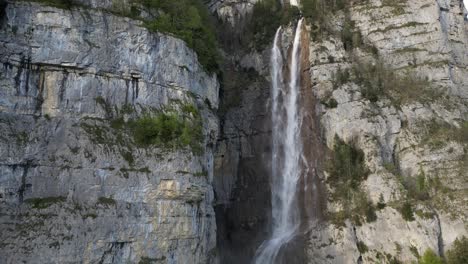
[213,0,467,264]
[0,1,219,263]
[307,0,468,263]
[213,62,272,263]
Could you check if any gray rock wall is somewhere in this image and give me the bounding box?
[0,1,219,263]
[307,0,468,263]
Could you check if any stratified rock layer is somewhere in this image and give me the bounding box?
[0,1,219,263]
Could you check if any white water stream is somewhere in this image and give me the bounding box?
[254,18,304,264]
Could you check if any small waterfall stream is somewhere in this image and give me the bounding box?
[254,18,305,264]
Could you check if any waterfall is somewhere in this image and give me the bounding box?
[254,18,304,264]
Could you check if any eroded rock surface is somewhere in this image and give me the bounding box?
[0,1,218,263]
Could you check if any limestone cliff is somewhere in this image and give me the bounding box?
[213,0,468,263]
[0,0,467,263]
[0,1,218,263]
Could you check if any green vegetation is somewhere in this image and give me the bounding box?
[410,245,420,258]
[141,0,219,73]
[301,0,347,20]
[327,135,369,191]
[322,97,338,109]
[421,120,468,149]
[357,241,369,254]
[400,172,430,201]
[30,0,219,73]
[193,170,208,177]
[400,201,415,221]
[415,209,435,219]
[332,67,351,89]
[139,256,165,264]
[341,13,364,52]
[332,59,438,106]
[418,249,443,264]
[381,0,406,16]
[80,122,109,145]
[327,136,376,225]
[377,194,386,210]
[446,236,468,264]
[132,107,203,153]
[25,196,66,209]
[27,0,77,9]
[82,101,204,154]
[246,0,300,50]
[97,197,116,206]
[300,0,350,39]
[351,60,435,105]
[15,131,29,146]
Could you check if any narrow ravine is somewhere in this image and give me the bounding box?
[254,18,305,264]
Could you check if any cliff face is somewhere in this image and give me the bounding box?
[213,0,468,263]
[309,0,467,263]
[0,0,467,263]
[0,1,218,263]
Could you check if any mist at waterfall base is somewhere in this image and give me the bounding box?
[254,18,305,264]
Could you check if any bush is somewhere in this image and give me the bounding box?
[377,194,386,210]
[419,249,443,264]
[322,97,338,108]
[332,67,351,89]
[97,197,116,206]
[422,120,468,149]
[141,0,219,73]
[354,191,377,223]
[357,241,368,254]
[132,107,203,153]
[341,13,363,51]
[400,201,415,221]
[446,236,468,264]
[327,136,375,224]
[327,135,369,191]
[400,173,430,201]
[24,197,66,209]
[350,60,435,105]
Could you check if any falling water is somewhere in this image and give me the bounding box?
[254,18,304,264]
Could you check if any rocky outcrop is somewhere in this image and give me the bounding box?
[208,0,258,27]
[0,1,218,263]
[306,0,468,263]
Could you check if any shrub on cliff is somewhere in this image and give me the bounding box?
[350,60,435,105]
[400,201,415,221]
[326,136,376,225]
[419,249,443,264]
[446,236,468,264]
[327,135,369,191]
[141,0,219,73]
[132,106,203,153]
